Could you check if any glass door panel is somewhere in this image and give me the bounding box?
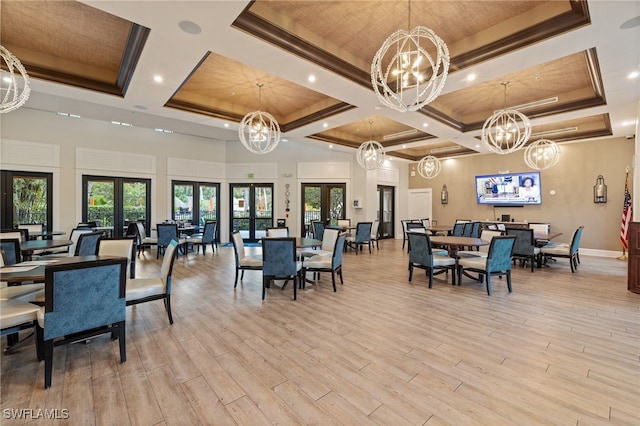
[378,185,395,239]
[301,183,346,236]
[123,181,147,224]
[230,183,273,242]
[328,185,345,225]
[199,184,218,224]
[172,183,194,224]
[86,178,115,228]
[1,171,53,230]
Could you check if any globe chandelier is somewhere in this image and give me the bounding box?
[356,120,386,170]
[417,155,441,179]
[481,82,532,154]
[371,0,449,112]
[238,83,280,155]
[0,45,31,114]
[524,138,561,170]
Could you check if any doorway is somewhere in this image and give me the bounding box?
[301,183,346,237]
[230,183,273,242]
[377,185,395,239]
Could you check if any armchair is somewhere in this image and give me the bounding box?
[457,235,517,295]
[262,237,302,300]
[346,222,372,255]
[407,232,456,287]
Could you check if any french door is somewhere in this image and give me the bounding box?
[377,185,395,239]
[301,183,346,237]
[230,183,273,242]
[0,170,53,230]
[172,180,220,226]
[82,176,151,237]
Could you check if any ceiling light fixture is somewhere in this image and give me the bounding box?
[0,45,30,113]
[371,0,449,112]
[238,83,280,155]
[417,155,441,179]
[356,120,386,170]
[383,128,418,140]
[481,81,531,155]
[524,138,561,170]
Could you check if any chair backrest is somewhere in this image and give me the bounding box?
[201,221,217,243]
[157,223,179,247]
[68,228,95,257]
[160,240,178,294]
[496,223,506,231]
[528,223,550,235]
[486,223,498,230]
[126,222,140,243]
[354,222,372,243]
[0,230,27,242]
[486,235,517,273]
[231,231,245,263]
[470,221,481,238]
[74,231,103,256]
[337,219,351,229]
[421,218,431,228]
[452,222,465,236]
[43,257,127,341]
[406,222,425,233]
[570,226,584,255]
[266,227,289,237]
[97,237,136,278]
[312,221,325,241]
[478,230,503,253]
[0,239,22,265]
[262,238,297,277]
[401,220,410,234]
[135,222,148,239]
[332,234,347,269]
[321,228,340,252]
[462,222,475,237]
[505,228,536,256]
[408,232,436,266]
[18,223,44,239]
[371,220,380,239]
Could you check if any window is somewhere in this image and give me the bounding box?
[1,170,53,230]
[172,180,220,228]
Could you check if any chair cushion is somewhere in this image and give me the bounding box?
[0,284,44,301]
[1,299,39,330]
[141,237,157,244]
[457,250,488,258]
[239,255,263,268]
[540,245,571,256]
[432,249,449,256]
[304,255,332,269]
[432,255,456,267]
[300,249,332,258]
[458,257,487,269]
[125,277,165,301]
[186,236,203,243]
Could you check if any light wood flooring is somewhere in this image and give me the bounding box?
[1,239,639,425]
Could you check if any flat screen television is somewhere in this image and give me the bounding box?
[475,171,541,205]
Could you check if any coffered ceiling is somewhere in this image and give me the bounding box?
[1,0,638,161]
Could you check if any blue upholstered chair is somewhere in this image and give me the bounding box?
[126,239,178,324]
[452,222,465,237]
[35,257,127,388]
[346,222,372,255]
[262,237,302,300]
[407,232,456,288]
[74,231,102,256]
[505,227,540,272]
[0,239,22,265]
[186,220,217,255]
[231,231,262,287]
[156,223,186,258]
[539,226,584,272]
[303,234,346,292]
[457,235,517,295]
[312,221,325,241]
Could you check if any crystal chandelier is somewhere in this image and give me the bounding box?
[481,82,531,154]
[0,45,31,114]
[417,155,441,179]
[238,83,280,155]
[371,1,449,112]
[524,138,561,170]
[356,121,386,170]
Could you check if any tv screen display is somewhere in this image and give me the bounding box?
[475,171,541,205]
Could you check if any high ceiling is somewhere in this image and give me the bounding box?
[2,0,638,161]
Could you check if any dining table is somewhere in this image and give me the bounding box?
[425,225,453,235]
[428,235,488,258]
[19,239,73,261]
[0,255,110,283]
[28,230,66,240]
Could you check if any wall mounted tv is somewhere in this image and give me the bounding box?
[475,171,542,205]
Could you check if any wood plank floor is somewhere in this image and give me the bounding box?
[2,240,639,425]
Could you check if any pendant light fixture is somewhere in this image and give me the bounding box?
[417,155,441,179]
[356,120,386,170]
[371,0,449,112]
[524,138,561,170]
[481,82,531,154]
[238,83,281,155]
[0,45,30,113]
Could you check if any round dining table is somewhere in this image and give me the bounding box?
[0,255,103,283]
[428,236,488,258]
[19,239,73,261]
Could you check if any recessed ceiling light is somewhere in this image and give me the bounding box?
[308,75,316,83]
[466,73,476,82]
[475,144,480,148]
[329,144,333,149]
[628,71,639,79]
[179,20,202,35]
[323,123,329,128]
[134,105,148,110]
[153,75,163,83]
[422,123,429,128]
[402,144,407,148]
[223,123,229,128]
[622,120,637,126]
[282,138,288,142]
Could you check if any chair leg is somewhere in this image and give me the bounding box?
[506,271,513,292]
[428,268,433,289]
[234,269,239,288]
[338,266,343,285]
[408,263,414,281]
[293,274,298,300]
[117,320,126,362]
[486,274,492,296]
[331,271,337,292]
[570,256,576,273]
[165,296,174,324]
[43,339,54,388]
[262,277,268,300]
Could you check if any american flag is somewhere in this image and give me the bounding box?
[620,171,632,250]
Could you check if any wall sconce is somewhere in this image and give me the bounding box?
[441,184,448,204]
[594,175,607,203]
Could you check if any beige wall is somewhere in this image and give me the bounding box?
[409,137,634,252]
